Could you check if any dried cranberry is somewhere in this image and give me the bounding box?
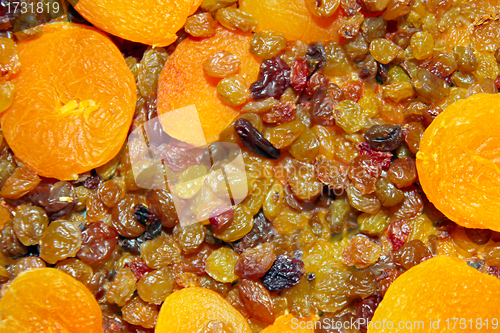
[262,103,296,125]
[290,57,308,93]
[387,219,412,251]
[261,254,305,291]
[303,72,329,98]
[306,41,326,73]
[125,259,153,280]
[250,57,291,100]
[234,118,280,159]
[234,211,275,254]
[359,142,393,170]
[209,206,234,230]
[356,295,382,333]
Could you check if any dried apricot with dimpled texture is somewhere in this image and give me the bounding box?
[1,23,136,180]
[417,94,500,231]
[0,268,102,333]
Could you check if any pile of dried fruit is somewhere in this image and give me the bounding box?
[0,0,499,332]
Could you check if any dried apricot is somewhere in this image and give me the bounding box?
[239,0,344,43]
[157,27,260,144]
[75,0,193,46]
[369,256,500,333]
[1,23,136,180]
[417,94,500,230]
[0,268,102,332]
[155,287,252,333]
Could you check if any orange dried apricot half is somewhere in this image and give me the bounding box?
[75,0,192,46]
[155,287,252,333]
[416,93,500,231]
[0,268,103,332]
[369,255,500,333]
[239,0,344,43]
[157,26,260,144]
[1,23,136,181]
[260,313,319,333]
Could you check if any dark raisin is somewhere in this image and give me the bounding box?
[290,57,308,93]
[124,259,153,280]
[261,254,305,291]
[118,237,143,255]
[234,118,280,159]
[465,228,492,245]
[209,206,234,230]
[376,62,389,83]
[250,57,291,100]
[307,273,316,281]
[359,142,393,170]
[305,41,326,73]
[365,124,402,152]
[233,211,275,254]
[77,222,119,265]
[356,295,382,333]
[133,204,162,240]
[310,83,343,126]
[82,172,100,189]
[387,219,412,251]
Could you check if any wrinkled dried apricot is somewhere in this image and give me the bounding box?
[157,26,260,144]
[155,287,252,333]
[75,0,193,46]
[0,268,102,332]
[239,0,344,44]
[369,256,500,333]
[417,94,500,231]
[1,23,136,180]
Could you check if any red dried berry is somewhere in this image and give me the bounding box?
[359,142,393,170]
[387,219,412,251]
[125,260,153,280]
[290,57,308,93]
[262,103,296,125]
[209,206,234,230]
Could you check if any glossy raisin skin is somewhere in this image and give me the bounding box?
[234,118,280,159]
[29,181,76,220]
[364,124,402,151]
[290,58,308,93]
[261,254,305,291]
[356,295,383,333]
[250,57,291,100]
[234,242,276,279]
[238,279,275,324]
[77,222,119,265]
[233,211,275,254]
